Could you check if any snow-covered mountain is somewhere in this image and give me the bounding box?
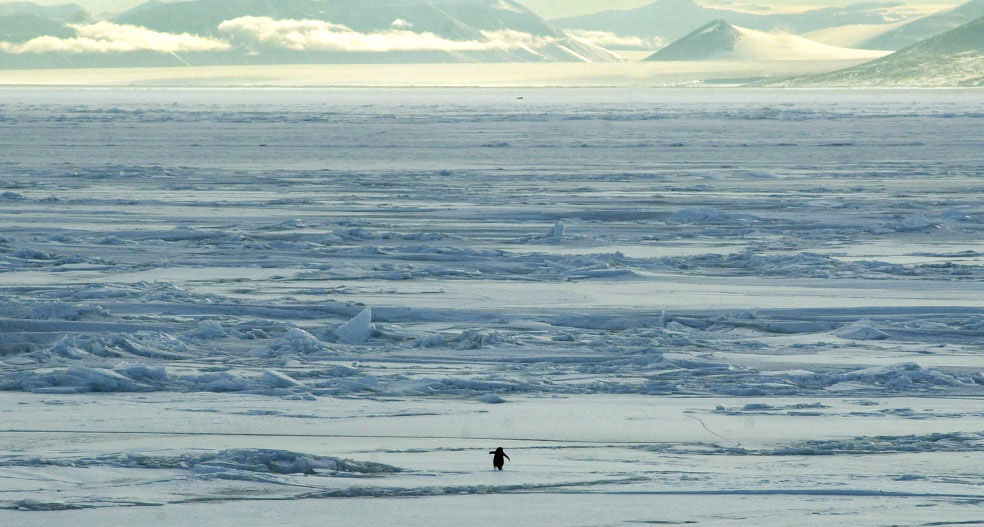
[553,0,911,45]
[859,0,984,50]
[0,0,621,68]
[645,20,890,61]
[800,21,907,48]
[779,15,984,86]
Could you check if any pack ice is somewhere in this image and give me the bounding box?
[1,88,984,525]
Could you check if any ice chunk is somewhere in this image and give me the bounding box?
[836,321,889,340]
[14,500,80,511]
[332,227,373,240]
[253,327,328,356]
[545,220,566,239]
[8,366,155,393]
[940,209,971,222]
[415,334,446,348]
[116,363,168,383]
[885,215,935,232]
[335,308,373,344]
[147,449,401,475]
[261,369,305,389]
[186,320,227,340]
[478,393,506,404]
[27,301,102,320]
[827,363,970,391]
[665,207,756,224]
[455,329,501,349]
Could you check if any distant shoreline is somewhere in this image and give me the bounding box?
[0,61,880,88]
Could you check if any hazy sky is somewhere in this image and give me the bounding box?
[4,0,962,18]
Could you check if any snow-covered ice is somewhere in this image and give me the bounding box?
[1,87,984,525]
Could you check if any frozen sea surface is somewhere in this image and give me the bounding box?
[1,88,984,525]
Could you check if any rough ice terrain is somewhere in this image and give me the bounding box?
[1,88,984,525]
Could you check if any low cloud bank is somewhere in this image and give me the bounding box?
[0,22,230,54]
[0,17,580,56]
[565,30,664,49]
[217,16,557,52]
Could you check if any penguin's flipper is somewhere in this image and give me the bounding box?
[503,454,510,461]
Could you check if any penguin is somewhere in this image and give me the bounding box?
[489,447,510,470]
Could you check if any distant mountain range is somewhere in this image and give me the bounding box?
[645,19,889,61]
[0,0,981,79]
[0,1,87,21]
[552,0,910,44]
[0,14,75,43]
[775,15,984,86]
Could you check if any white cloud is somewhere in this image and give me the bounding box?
[0,22,230,54]
[0,17,612,58]
[217,16,558,53]
[565,30,664,49]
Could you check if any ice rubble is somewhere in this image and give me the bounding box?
[414,334,446,348]
[35,333,191,362]
[454,329,503,349]
[822,362,978,391]
[1,449,402,476]
[0,364,316,396]
[0,365,164,394]
[184,320,227,340]
[652,250,984,280]
[761,432,984,456]
[884,215,937,232]
[665,207,758,224]
[26,301,103,321]
[637,432,984,456]
[3,355,976,397]
[251,327,330,357]
[331,227,374,241]
[3,94,984,413]
[940,209,971,222]
[2,277,983,398]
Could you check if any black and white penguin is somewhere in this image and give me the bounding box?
[489,447,510,470]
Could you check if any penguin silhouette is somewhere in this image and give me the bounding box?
[489,447,510,470]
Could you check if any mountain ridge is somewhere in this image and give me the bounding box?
[553,0,911,45]
[646,19,890,61]
[858,0,984,49]
[774,15,984,86]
